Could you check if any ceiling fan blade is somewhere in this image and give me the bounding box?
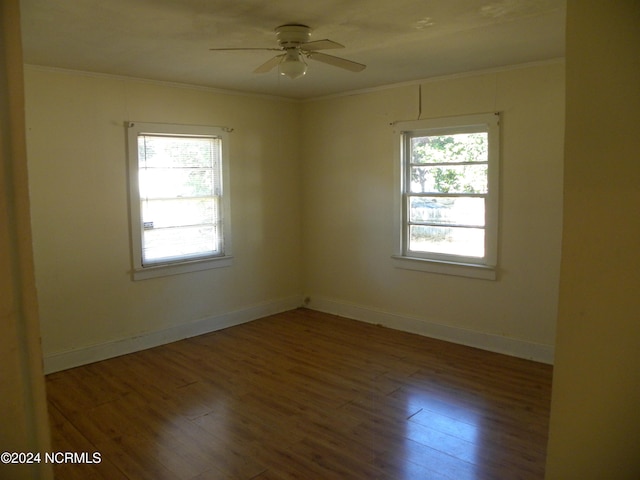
[307,52,366,72]
[253,54,285,74]
[302,39,344,51]
[209,47,282,52]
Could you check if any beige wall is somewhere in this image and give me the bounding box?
[302,62,565,361]
[545,1,640,478]
[24,69,303,368]
[24,61,565,369]
[0,1,52,478]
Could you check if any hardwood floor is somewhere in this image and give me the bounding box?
[46,309,553,479]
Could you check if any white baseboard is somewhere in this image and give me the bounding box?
[307,296,554,364]
[43,295,303,374]
[43,294,554,373]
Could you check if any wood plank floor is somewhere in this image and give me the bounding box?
[46,309,553,480]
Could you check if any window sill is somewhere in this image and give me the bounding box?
[391,255,496,280]
[132,255,233,281]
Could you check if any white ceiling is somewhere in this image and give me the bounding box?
[19,0,566,100]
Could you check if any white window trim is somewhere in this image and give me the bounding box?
[392,113,500,280]
[127,122,232,280]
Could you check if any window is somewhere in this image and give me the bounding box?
[127,122,232,280]
[393,113,500,279]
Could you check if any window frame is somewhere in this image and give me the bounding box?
[127,122,232,280]
[393,113,500,280]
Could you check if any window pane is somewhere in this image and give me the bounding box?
[410,165,487,194]
[409,197,485,226]
[142,198,218,229]
[409,225,484,257]
[142,225,220,264]
[139,168,214,199]
[411,133,487,164]
[139,136,216,168]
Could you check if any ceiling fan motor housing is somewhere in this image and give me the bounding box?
[276,24,311,48]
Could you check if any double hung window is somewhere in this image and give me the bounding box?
[394,113,500,279]
[127,122,231,280]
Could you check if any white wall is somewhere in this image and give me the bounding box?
[301,62,565,362]
[24,68,303,372]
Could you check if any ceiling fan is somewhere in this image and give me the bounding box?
[209,24,366,79]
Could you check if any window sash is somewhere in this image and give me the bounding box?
[136,133,223,266]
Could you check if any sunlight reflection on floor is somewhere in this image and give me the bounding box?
[401,388,483,479]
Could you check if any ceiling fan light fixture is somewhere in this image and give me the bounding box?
[210,23,366,78]
[279,50,307,79]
